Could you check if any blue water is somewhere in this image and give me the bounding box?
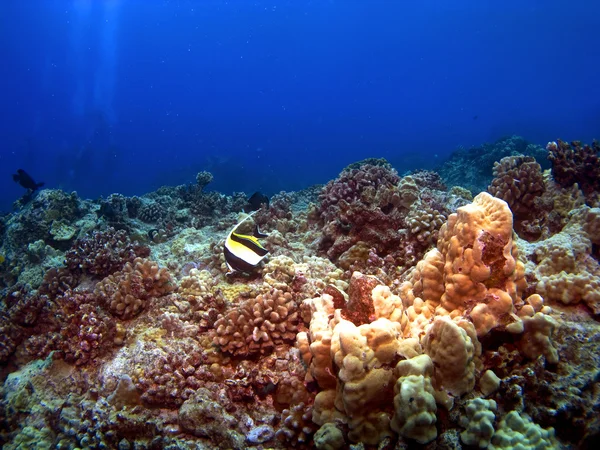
[1,0,598,212]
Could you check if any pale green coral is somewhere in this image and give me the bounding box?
[3,425,54,450]
[49,219,77,241]
[460,398,497,448]
[490,411,557,449]
[391,354,437,445]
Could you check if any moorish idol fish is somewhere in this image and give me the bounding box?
[224,212,269,274]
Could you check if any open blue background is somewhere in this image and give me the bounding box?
[1,0,598,212]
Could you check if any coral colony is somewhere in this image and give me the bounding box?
[0,135,599,449]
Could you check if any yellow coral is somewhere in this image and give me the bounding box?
[520,205,600,314]
[178,268,217,296]
[422,316,477,396]
[402,192,526,337]
[330,313,400,445]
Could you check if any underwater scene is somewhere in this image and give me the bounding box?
[1,1,599,449]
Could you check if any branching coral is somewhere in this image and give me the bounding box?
[0,288,47,362]
[488,156,545,239]
[253,192,294,234]
[547,139,600,206]
[38,267,80,299]
[19,290,119,366]
[65,227,149,278]
[54,291,118,365]
[316,161,450,276]
[138,201,164,223]
[275,402,316,446]
[316,160,402,261]
[94,257,174,319]
[213,288,302,356]
[134,341,217,408]
[489,156,545,216]
[406,201,447,247]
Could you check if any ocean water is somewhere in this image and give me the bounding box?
[1,1,598,211]
[2,3,600,449]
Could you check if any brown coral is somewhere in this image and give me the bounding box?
[38,267,80,299]
[488,156,545,239]
[547,139,600,205]
[489,156,545,216]
[94,257,174,319]
[135,342,216,408]
[65,227,149,278]
[55,291,118,365]
[275,403,316,446]
[316,161,403,263]
[138,201,164,223]
[213,288,302,356]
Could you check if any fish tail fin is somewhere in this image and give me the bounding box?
[36,182,45,189]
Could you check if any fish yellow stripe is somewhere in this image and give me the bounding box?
[225,238,265,266]
[223,212,269,273]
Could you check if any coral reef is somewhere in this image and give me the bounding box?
[0,153,599,449]
[212,288,302,356]
[547,139,600,206]
[438,135,549,194]
[488,155,545,239]
[95,257,174,319]
[315,160,454,279]
[65,227,150,278]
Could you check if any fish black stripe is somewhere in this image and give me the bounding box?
[230,233,269,256]
[253,224,268,238]
[224,246,259,273]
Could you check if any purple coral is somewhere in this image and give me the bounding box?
[316,161,403,261]
[547,139,600,204]
[65,227,149,278]
[22,290,117,365]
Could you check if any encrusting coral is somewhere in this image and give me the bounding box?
[518,205,600,315]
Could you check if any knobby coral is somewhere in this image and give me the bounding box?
[94,257,174,319]
[65,227,149,278]
[547,139,600,206]
[488,156,545,240]
[212,288,302,356]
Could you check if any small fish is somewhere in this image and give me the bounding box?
[224,212,269,274]
[0,255,5,264]
[243,191,269,213]
[12,169,44,191]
